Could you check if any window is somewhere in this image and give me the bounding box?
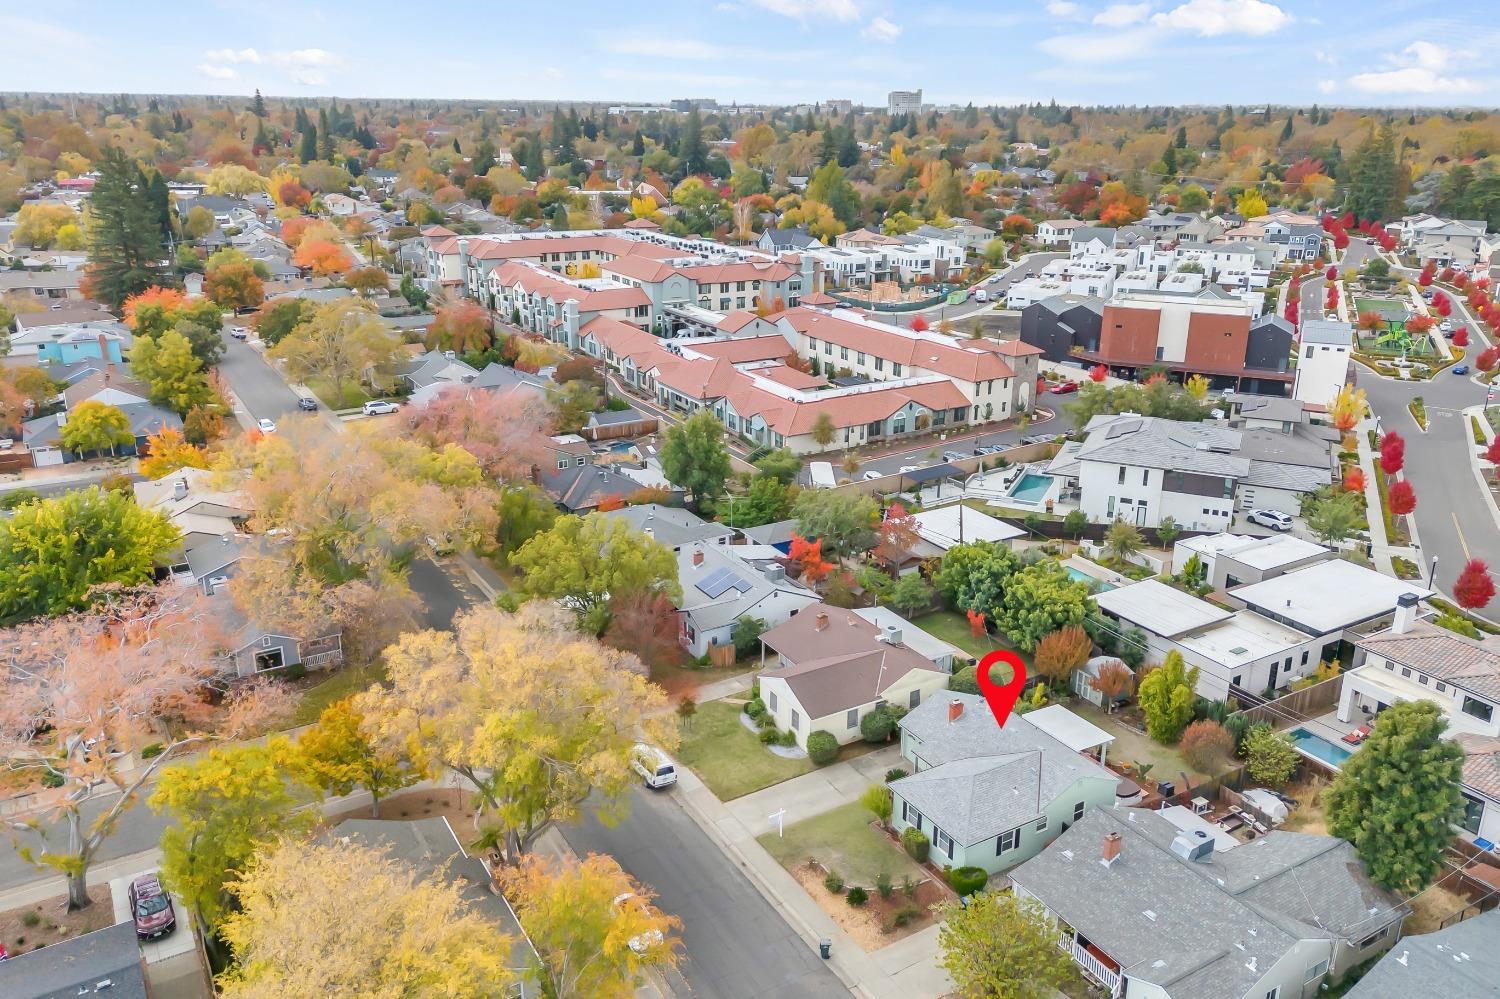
[1034,816,1048,832]
[1401,667,1412,678]
[996,827,1020,855]
[933,828,954,858]
[856,352,866,365]
[1118,467,1126,484]
[904,802,923,830]
[847,708,859,729]
[1304,960,1329,984]
[909,689,921,709]
[1462,697,1494,723]
[824,342,833,355]
[1301,650,1309,666]
[768,690,777,712]
[1265,989,1279,999]
[1073,801,1085,822]
[1357,926,1389,949]
[1437,682,1447,693]
[790,709,801,730]
[893,362,903,376]
[1419,674,1429,685]
[556,458,568,470]
[1461,793,1484,835]
[840,347,849,361]
[875,358,884,372]
[1142,469,1149,486]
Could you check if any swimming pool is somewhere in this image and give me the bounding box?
[1065,566,1116,592]
[1008,472,1053,503]
[1288,727,1353,768]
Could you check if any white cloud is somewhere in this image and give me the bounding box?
[1046,1,1082,15]
[1093,3,1151,27]
[1318,79,1337,94]
[203,47,261,64]
[1037,26,1159,63]
[197,63,240,80]
[268,48,349,87]
[1314,49,1337,65]
[746,0,860,21]
[1346,41,1480,96]
[1150,0,1291,36]
[861,16,902,41]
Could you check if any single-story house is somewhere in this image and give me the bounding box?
[889,692,1119,875]
[678,542,819,658]
[757,604,950,749]
[0,921,147,999]
[595,503,733,553]
[1011,808,1407,998]
[1344,908,1500,999]
[1171,532,1332,590]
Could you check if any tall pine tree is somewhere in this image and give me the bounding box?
[87,147,166,310]
[1344,126,1402,223]
[299,125,318,165]
[252,88,267,118]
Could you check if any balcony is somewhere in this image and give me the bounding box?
[1058,932,1122,996]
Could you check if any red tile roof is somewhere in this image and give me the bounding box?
[778,308,1018,382]
[488,262,649,312]
[687,336,793,364]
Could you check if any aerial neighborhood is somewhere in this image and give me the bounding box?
[2,9,1500,997]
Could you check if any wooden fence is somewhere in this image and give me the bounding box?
[1227,674,1345,729]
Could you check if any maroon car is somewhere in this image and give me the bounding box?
[128,874,176,940]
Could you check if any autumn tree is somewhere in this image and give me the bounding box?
[0,589,284,909]
[660,408,733,508]
[1033,625,1093,686]
[603,589,687,670]
[1388,479,1416,516]
[1138,651,1199,744]
[1180,720,1235,772]
[810,411,837,448]
[409,385,554,479]
[1089,660,1134,709]
[359,603,675,863]
[130,328,214,414]
[1454,558,1496,611]
[151,740,315,941]
[788,533,833,584]
[204,261,265,311]
[0,487,178,620]
[138,426,209,479]
[426,300,493,353]
[1325,700,1464,893]
[1378,431,1405,476]
[938,890,1077,999]
[345,266,389,296]
[292,698,422,818]
[512,515,679,629]
[268,298,404,408]
[58,399,134,457]
[1328,384,1367,433]
[874,502,920,565]
[293,237,354,276]
[502,853,682,998]
[218,837,517,998]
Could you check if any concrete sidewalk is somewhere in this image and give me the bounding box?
[726,744,903,835]
[672,763,951,999]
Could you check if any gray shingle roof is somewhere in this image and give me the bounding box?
[594,503,733,549]
[1078,415,1250,477]
[678,543,816,632]
[892,753,1052,845]
[0,921,148,999]
[1344,909,1500,999]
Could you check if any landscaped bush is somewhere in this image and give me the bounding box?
[949,665,980,695]
[946,866,989,897]
[806,730,839,765]
[744,697,766,718]
[823,871,844,893]
[875,872,893,898]
[860,706,897,743]
[758,727,781,744]
[778,730,797,748]
[886,905,923,931]
[757,713,776,730]
[901,827,930,863]
[884,767,910,783]
[40,769,64,788]
[676,696,697,718]
[845,886,868,907]
[139,743,165,759]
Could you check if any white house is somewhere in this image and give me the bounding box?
[1037,219,1084,246]
[1293,320,1353,410]
[1171,533,1333,590]
[676,543,819,658]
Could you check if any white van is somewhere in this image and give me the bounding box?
[973,288,989,303]
[631,745,677,790]
[809,461,837,489]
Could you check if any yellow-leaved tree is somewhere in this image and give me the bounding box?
[217,838,519,998]
[358,603,676,864]
[138,426,209,479]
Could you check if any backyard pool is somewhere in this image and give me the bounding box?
[1008,472,1054,504]
[1288,727,1353,768]
[1065,566,1116,591]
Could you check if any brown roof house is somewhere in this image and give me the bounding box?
[757,603,950,750]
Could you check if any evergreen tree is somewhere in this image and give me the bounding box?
[836,122,859,169]
[1162,144,1178,176]
[631,132,645,157]
[1345,126,1402,222]
[252,89,267,118]
[146,171,172,246]
[317,108,334,161]
[677,108,707,176]
[87,147,167,310]
[1279,115,1294,145]
[299,125,317,165]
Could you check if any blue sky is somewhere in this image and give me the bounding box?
[2,0,1498,107]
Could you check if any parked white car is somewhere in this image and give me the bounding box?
[612,892,665,955]
[256,418,277,434]
[631,745,677,790]
[1247,509,1293,532]
[362,400,400,416]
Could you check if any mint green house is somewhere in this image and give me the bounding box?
[889,692,1121,876]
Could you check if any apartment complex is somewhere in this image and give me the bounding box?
[887,89,922,114]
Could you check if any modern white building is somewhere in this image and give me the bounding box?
[1171,533,1333,590]
[887,89,922,115]
[1293,320,1353,410]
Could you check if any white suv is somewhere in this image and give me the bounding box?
[1247,509,1293,532]
[362,400,400,416]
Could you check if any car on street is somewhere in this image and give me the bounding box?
[1453,364,1470,375]
[229,326,248,340]
[1048,381,1079,394]
[256,418,277,434]
[898,465,921,474]
[1020,434,1053,446]
[1440,320,1453,332]
[972,288,989,303]
[128,874,176,940]
[631,744,677,790]
[613,892,666,954]
[362,400,400,415]
[1247,509,1293,532]
[862,470,883,480]
[942,450,967,462]
[297,396,318,411]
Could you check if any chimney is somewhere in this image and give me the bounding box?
[692,548,705,566]
[1102,831,1122,866]
[815,612,829,632]
[948,699,963,723]
[97,332,109,359]
[1393,592,1419,635]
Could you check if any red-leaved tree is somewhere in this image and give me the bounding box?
[789,534,832,583]
[1454,559,1496,611]
[1487,436,1500,465]
[1379,431,1405,476]
[1089,363,1108,383]
[603,589,687,669]
[966,608,987,638]
[1477,346,1500,372]
[1388,479,1416,516]
[407,385,555,479]
[1453,326,1469,348]
[1343,467,1366,493]
[909,315,929,332]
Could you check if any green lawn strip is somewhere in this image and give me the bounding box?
[290,661,388,727]
[675,701,813,800]
[758,802,925,889]
[910,609,1035,671]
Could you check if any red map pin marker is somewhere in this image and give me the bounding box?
[975,650,1027,729]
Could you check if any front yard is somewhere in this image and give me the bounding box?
[676,701,815,800]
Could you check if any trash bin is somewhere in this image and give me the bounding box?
[819,938,832,960]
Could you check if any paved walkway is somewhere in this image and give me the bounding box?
[694,671,755,703]
[670,751,952,999]
[726,745,903,834]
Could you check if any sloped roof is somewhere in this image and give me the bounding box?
[1357,620,1500,701]
[1344,909,1500,999]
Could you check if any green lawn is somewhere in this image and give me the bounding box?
[1068,700,1217,784]
[676,701,814,800]
[306,376,373,410]
[290,661,388,727]
[910,609,1034,670]
[758,802,926,889]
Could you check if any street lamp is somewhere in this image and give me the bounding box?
[1428,555,1440,589]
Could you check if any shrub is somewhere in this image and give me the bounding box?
[1225,713,1251,756]
[887,905,923,930]
[21,911,41,928]
[806,730,839,765]
[758,727,780,744]
[778,730,797,747]
[284,662,307,680]
[757,713,776,730]
[901,875,916,898]
[40,769,64,788]
[676,697,697,718]
[901,827,930,863]
[860,706,896,743]
[823,871,844,893]
[845,886,868,907]
[139,743,165,759]
[751,679,760,698]
[949,665,980,695]
[946,866,989,897]
[875,871,894,898]
[1180,720,1235,771]
[884,767,910,783]
[1244,723,1299,787]
[744,697,765,717]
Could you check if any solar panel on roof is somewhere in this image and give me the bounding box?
[698,568,753,599]
[694,567,730,596]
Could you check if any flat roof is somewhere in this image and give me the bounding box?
[1231,560,1433,634]
[910,504,1025,549]
[1225,535,1328,571]
[1095,578,1234,638]
[853,606,964,664]
[1176,610,1309,669]
[1024,704,1114,754]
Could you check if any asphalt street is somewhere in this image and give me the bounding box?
[561,789,849,999]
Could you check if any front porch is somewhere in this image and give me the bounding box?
[1056,927,1123,997]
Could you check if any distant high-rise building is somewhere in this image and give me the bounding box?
[888,90,922,115]
[670,98,719,112]
[825,99,854,116]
